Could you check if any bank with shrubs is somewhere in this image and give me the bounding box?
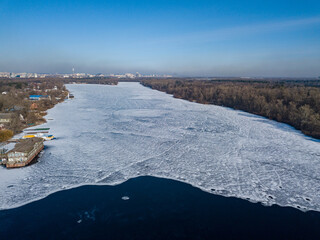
[141,79,320,139]
[0,79,68,142]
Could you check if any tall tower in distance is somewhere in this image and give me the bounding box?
[72,67,75,75]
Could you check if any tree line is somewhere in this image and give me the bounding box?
[141,79,320,139]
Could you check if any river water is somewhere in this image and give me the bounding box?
[1,176,320,240]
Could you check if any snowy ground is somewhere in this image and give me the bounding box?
[0,82,319,211]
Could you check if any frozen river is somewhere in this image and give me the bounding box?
[0,82,320,211]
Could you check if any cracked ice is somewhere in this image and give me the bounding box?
[0,82,319,211]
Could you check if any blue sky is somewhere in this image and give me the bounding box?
[0,0,320,77]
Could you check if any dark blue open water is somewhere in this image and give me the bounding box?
[0,176,319,240]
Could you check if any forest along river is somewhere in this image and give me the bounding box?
[0,82,319,211]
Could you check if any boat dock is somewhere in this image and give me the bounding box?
[4,138,44,168]
[0,127,54,168]
[22,128,54,141]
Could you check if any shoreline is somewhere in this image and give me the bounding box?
[141,80,320,139]
[12,90,70,139]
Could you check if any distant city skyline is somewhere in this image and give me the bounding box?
[1,0,320,77]
[0,71,173,79]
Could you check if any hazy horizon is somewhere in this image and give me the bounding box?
[1,0,320,77]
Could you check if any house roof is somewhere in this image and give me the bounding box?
[0,113,13,119]
[29,95,42,98]
[9,138,44,153]
[30,103,38,109]
[29,95,49,98]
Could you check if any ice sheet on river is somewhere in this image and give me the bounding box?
[0,83,320,211]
